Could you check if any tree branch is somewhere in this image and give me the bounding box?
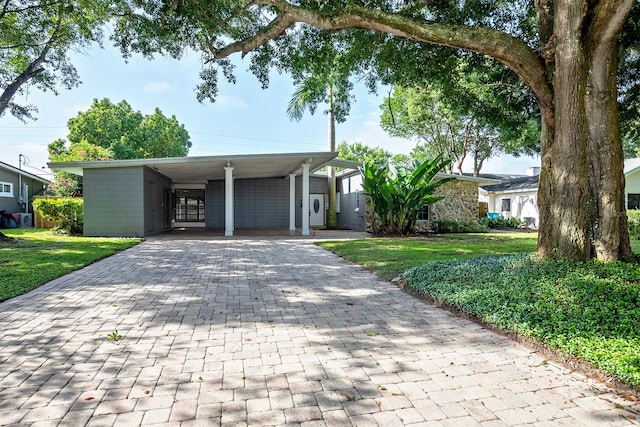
[0,2,64,118]
[211,0,555,128]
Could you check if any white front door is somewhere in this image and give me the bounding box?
[309,194,325,226]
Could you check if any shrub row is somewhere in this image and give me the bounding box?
[479,216,523,229]
[430,219,488,234]
[32,197,83,235]
[628,209,640,239]
[403,255,640,388]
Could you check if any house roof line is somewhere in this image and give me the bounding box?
[0,160,51,184]
[49,152,339,182]
[437,173,502,184]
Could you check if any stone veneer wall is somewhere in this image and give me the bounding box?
[365,178,479,233]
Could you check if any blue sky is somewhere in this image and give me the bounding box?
[0,42,538,180]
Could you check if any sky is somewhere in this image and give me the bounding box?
[0,42,539,181]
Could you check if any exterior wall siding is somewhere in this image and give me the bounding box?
[0,168,18,213]
[336,173,366,231]
[205,180,225,229]
[337,191,366,231]
[626,170,640,206]
[83,167,145,237]
[0,168,48,214]
[205,175,328,229]
[143,167,173,235]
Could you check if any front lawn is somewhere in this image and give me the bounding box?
[0,229,141,302]
[317,232,538,279]
[318,233,640,390]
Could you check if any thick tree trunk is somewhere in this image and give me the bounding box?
[584,3,633,261]
[537,0,633,261]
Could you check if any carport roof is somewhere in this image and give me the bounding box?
[48,152,348,182]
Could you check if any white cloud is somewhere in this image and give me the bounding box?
[477,154,540,175]
[143,81,173,94]
[343,119,415,155]
[214,95,247,110]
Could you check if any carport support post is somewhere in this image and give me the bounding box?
[289,174,296,231]
[225,165,234,236]
[302,163,310,236]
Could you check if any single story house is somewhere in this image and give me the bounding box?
[480,161,640,227]
[49,152,500,237]
[49,152,356,237]
[0,160,50,227]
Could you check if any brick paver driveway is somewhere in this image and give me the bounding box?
[1,235,638,426]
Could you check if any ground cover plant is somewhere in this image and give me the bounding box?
[0,229,141,302]
[318,234,640,390]
[317,232,538,280]
[404,255,640,389]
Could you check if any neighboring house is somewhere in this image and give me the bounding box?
[50,152,344,237]
[337,168,500,232]
[624,158,640,209]
[481,161,640,228]
[479,171,540,227]
[0,160,50,226]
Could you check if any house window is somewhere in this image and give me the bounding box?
[501,198,511,212]
[417,204,430,221]
[175,189,205,222]
[0,182,13,198]
[628,194,640,210]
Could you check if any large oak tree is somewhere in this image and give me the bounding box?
[113,0,638,261]
[0,0,126,121]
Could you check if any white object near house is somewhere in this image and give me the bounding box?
[479,168,540,227]
[480,160,640,228]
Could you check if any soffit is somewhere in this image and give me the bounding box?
[48,152,338,182]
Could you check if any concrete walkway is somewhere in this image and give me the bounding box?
[0,236,639,426]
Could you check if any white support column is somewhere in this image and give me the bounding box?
[301,163,310,236]
[224,165,234,236]
[289,174,296,231]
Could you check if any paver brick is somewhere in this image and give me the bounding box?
[1,235,638,427]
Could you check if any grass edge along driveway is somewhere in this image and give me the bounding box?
[317,232,538,280]
[0,228,142,302]
[318,233,640,392]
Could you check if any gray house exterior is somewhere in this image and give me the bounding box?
[50,152,344,237]
[0,160,50,226]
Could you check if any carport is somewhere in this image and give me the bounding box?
[49,152,347,237]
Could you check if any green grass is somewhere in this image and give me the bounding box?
[319,233,640,390]
[0,229,141,302]
[317,232,538,279]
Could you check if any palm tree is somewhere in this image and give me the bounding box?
[287,73,352,229]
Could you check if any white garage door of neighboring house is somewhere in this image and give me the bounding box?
[309,194,325,226]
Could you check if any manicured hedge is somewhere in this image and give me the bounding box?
[32,197,83,234]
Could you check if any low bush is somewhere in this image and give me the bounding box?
[32,197,83,235]
[627,209,640,239]
[431,219,488,234]
[480,216,522,229]
[404,255,640,388]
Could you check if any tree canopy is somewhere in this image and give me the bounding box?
[108,0,638,261]
[380,85,539,176]
[0,0,125,121]
[48,98,191,195]
[337,141,392,165]
[53,98,191,160]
